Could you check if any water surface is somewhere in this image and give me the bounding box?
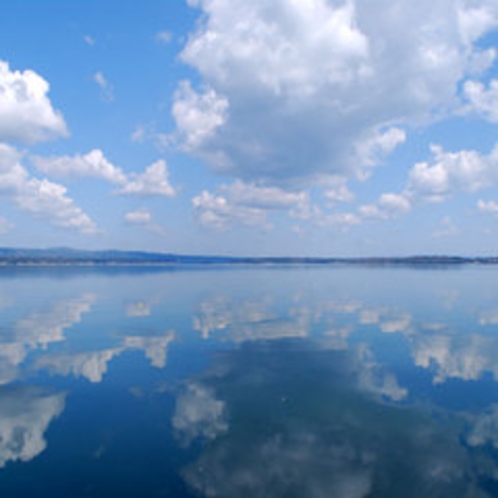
[1,265,498,496]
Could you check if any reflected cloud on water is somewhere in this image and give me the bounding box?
[1,268,498,496]
[0,387,65,468]
[178,342,482,498]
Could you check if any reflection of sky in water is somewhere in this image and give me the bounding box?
[1,267,498,496]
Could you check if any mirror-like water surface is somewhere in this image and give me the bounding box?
[1,265,498,497]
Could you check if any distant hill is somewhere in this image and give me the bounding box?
[0,247,497,266]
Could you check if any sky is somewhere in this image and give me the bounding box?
[2,0,498,256]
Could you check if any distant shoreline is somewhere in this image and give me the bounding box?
[0,248,497,266]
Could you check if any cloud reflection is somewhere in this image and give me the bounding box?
[0,387,65,468]
[180,342,479,498]
[172,382,228,447]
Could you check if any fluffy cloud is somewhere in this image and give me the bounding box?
[172,80,228,153]
[360,140,498,221]
[464,78,498,121]
[192,180,308,230]
[174,0,498,185]
[407,144,496,202]
[32,149,127,184]
[0,144,97,233]
[116,159,176,197]
[359,193,411,220]
[0,61,67,143]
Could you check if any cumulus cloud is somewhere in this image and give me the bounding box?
[173,0,498,185]
[32,149,127,184]
[0,61,68,143]
[0,388,65,468]
[116,159,176,197]
[0,144,97,233]
[464,78,498,121]
[192,180,309,230]
[359,140,498,222]
[359,193,411,220]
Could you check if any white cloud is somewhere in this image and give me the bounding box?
[156,31,173,44]
[15,177,97,233]
[0,388,65,468]
[83,35,95,46]
[125,208,151,225]
[124,208,165,234]
[172,80,228,153]
[32,149,127,184]
[478,199,498,216]
[0,144,97,233]
[407,144,498,202]
[359,193,411,220]
[193,190,268,231]
[0,61,68,143]
[354,127,407,173]
[173,0,498,185]
[94,71,114,101]
[117,159,176,197]
[362,139,498,222]
[464,79,498,121]
[192,180,308,230]
[432,216,460,238]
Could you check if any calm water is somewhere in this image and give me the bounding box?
[1,265,498,496]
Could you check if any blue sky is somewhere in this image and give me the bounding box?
[2,0,498,256]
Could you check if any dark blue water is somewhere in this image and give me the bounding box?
[1,265,498,496]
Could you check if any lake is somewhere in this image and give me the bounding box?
[1,265,498,497]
